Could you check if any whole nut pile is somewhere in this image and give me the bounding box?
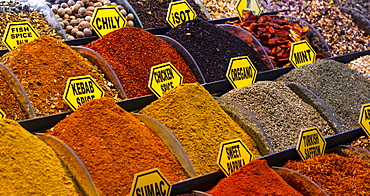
[45,0,136,39]
[286,0,370,56]
[347,55,370,78]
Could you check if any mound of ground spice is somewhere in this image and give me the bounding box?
[85,26,198,98]
[140,83,262,175]
[48,97,187,195]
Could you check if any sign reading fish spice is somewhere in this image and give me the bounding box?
[130,168,171,196]
[296,127,326,161]
[2,22,39,50]
[359,103,370,137]
[90,6,127,37]
[63,75,104,111]
[148,62,183,97]
[217,138,253,176]
[289,40,316,68]
[226,56,257,89]
[236,0,261,20]
[166,0,197,28]
[0,109,6,118]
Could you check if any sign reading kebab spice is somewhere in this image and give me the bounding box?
[226,56,257,89]
[296,127,326,161]
[63,75,105,111]
[2,21,40,50]
[289,40,316,68]
[359,103,370,137]
[130,168,171,196]
[148,62,183,98]
[236,0,261,20]
[0,109,6,118]
[90,6,127,37]
[217,138,253,176]
[166,0,196,28]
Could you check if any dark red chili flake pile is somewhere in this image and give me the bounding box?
[86,26,198,98]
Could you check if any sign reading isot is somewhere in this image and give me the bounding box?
[130,168,171,196]
[0,109,6,118]
[148,62,183,98]
[296,127,326,161]
[166,0,196,28]
[236,0,261,20]
[2,21,39,50]
[217,138,253,176]
[359,103,370,137]
[90,6,127,37]
[226,56,257,89]
[289,40,316,68]
[63,75,105,111]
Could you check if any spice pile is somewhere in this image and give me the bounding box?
[347,55,370,78]
[277,60,370,131]
[284,153,370,195]
[335,0,370,21]
[267,0,307,11]
[351,136,370,151]
[166,19,270,82]
[86,26,198,98]
[207,160,302,196]
[231,11,325,68]
[140,83,262,175]
[48,97,188,195]
[126,0,207,29]
[221,81,335,152]
[0,35,119,116]
[0,118,80,195]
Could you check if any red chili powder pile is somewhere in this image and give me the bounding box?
[207,160,302,196]
[85,26,198,98]
[48,97,188,195]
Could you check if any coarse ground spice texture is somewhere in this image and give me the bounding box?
[221,81,335,152]
[85,26,198,98]
[284,153,370,195]
[277,60,370,131]
[0,73,29,120]
[140,83,262,175]
[207,160,302,196]
[0,119,80,195]
[0,35,118,116]
[166,19,270,82]
[48,97,187,195]
[351,136,370,151]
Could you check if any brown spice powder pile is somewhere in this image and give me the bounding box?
[48,97,187,195]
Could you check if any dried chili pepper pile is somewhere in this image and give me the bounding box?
[86,26,198,98]
[284,153,370,195]
[231,11,320,68]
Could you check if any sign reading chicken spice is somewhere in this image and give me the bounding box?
[130,168,171,196]
[2,22,39,50]
[289,40,316,68]
[148,62,183,98]
[166,0,197,28]
[296,127,326,161]
[359,103,370,137]
[0,109,5,118]
[90,6,127,37]
[226,56,257,88]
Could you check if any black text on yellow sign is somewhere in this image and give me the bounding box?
[63,75,105,111]
[359,103,370,137]
[90,6,127,37]
[236,0,261,20]
[130,168,171,196]
[0,109,6,118]
[166,0,196,28]
[289,40,316,68]
[2,21,39,50]
[226,56,257,89]
[217,138,253,176]
[296,127,326,161]
[148,62,183,98]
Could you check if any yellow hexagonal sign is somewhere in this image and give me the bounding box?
[63,75,105,111]
[289,40,316,68]
[226,56,257,89]
[217,138,253,176]
[296,127,326,161]
[90,6,127,37]
[130,168,171,196]
[0,109,6,118]
[2,21,39,50]
[166,0,196,28]
[359,103,370,137]
[148,62,183,98]
[236,0,261,20]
